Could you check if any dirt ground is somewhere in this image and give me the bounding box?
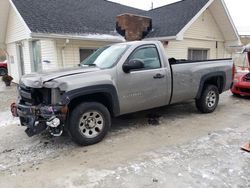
[0,80,249,188]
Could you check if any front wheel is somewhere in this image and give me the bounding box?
[196,85,219,113]
[68,102,111,146]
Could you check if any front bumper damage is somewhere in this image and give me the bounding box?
[11,102,68,137]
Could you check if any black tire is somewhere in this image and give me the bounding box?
[0,68,7,76]
[195,85,219,113]
[68,102,111,146]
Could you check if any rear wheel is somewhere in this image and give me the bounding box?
[68,102,111,146]
[196,85,219,113]
[0,68,7,76]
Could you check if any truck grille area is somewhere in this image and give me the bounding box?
[19,84,51,105]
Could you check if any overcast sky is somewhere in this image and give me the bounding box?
[109,0,250,35]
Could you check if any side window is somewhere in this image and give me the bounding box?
[129,46,161,69]
[188,49,209,60]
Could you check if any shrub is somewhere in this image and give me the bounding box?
[2,75,13,82]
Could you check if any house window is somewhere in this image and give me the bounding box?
[17,43,25,75]
[79,49,96,63]
[188,49,209,60]
[32,40,42,72]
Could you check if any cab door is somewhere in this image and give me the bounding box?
[116,45,170,114]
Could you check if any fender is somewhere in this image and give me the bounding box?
[62,84,120,116]
[196,71,226,99]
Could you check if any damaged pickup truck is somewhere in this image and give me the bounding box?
[12,41,234,145]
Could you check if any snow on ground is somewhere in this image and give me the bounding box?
[0,80,19,127]
[0,111,19,128]
[65,128,249,188]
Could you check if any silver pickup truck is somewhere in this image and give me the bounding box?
[12,41,234,145]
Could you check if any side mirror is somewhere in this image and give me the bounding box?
[123,59,144,73]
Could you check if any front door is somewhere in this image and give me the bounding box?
[117,45,169,114]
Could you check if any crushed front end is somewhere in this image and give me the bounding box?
[11,83,68,137]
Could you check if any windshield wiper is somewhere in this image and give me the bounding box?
[87,64,97,67]
[81,63,97,67]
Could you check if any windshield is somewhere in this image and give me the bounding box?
[81,44,130,69]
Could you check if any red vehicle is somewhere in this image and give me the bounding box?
[0,60,8,76]
[231,45,250,97]
[231,72,250,96]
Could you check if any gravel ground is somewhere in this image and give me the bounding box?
[0,80,17,111]
[0,80,249,188]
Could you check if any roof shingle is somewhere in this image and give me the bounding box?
[12,0,210,38]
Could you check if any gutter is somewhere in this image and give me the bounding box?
[30,33,125,43]
[31,32,179,42]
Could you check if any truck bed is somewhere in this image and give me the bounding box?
[169,58,234,104]
[169,58,232,65]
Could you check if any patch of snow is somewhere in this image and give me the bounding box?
[86,169,115,183]
[178,173,183,177]
[0,111,19,128]
[81,34,125,41]
[49,33,126,42]
[60,169,116,188]
[130,164,141,173]
[0,164,7,170]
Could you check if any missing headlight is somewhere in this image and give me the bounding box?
[51,88,63,104]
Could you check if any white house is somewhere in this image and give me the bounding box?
[0,0,240,82]
[241,35,250,46]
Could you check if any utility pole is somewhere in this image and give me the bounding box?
[151,1,154,10]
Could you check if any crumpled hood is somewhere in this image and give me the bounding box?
[20,66,100,88]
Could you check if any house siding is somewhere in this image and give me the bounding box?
[6,40,32,82]
[0,0,9,46]
[165,39,231,59]
[41,40,58,70]
[184,9,224,41]
[7,43,19,82]
[165,9,231,60]
[22,40,32,74]
[5,6,30,44]
[5,5,31,82]
[55,40,114,68]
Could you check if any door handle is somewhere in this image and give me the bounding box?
[153,73,165,79]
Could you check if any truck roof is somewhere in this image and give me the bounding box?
[114,40,161,46]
